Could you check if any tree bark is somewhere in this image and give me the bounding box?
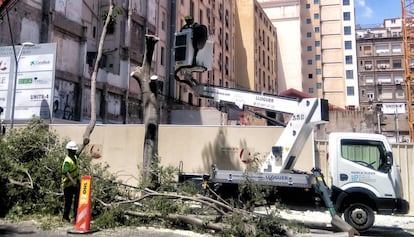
[80,0,115,151]
[125,210,226,231]
[130,35,160,184]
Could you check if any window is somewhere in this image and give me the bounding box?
[396,89,405,99]
[345,55,353,64]
[376,45,389,54]
[314,13,320,19]
[363,45,372,55]
[380,89,393,99]
[343,0,350,5]
[378,75,392,83]
[263,71,266,86]
[343,12,351,21]
[306,18,311,24]
[315,27,320,33]
[367,92,374,101]
[365,76,374,84]
[308,88,314,94]
[316,82,322,89]
[394,75,404,85]
[307,59,313,65]
[314,0,319,3]
[377,60,390,69]
[364,61,373,70]
[161,12,166,31]
[315,41,321,47]
[315,55,321,61]
[345,41,352,49]
[306,3,310,8]
[347,86,355,95]
[341,139,389,172]
[160,47,165,66]
[346,70,353,79]
[188,93,193,105]
[316,68,321,74]
[190,1,194,17]
[307,32,312,38]
[307,46,312,51]
[344,26,351,35]
[308,73,313,79]
[393,60,402,68]
[391,44,402,53]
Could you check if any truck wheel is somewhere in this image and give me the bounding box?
[344,203,375,232]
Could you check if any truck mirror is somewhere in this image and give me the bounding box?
[385,151,393,165]
[384,151,393,172]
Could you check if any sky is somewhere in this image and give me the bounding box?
[355,0,402,26]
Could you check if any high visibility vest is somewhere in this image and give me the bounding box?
[61,155,80,188]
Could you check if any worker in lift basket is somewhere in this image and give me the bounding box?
[61,141,81,224]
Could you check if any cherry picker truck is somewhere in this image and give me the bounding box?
[173,24,409,234]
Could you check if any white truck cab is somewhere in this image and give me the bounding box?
[328,132,409,231]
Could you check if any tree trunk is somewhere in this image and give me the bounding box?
[130,35,160,184]
[81,0,115,151]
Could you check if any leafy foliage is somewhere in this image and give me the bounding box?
[0,118,123,228]
[0,118,301,236]
[0,118,63,217]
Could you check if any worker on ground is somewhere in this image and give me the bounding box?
[61,140,81,223]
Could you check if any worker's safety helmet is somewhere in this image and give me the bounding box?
[66,141,78,151]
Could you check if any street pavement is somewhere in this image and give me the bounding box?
[0,221,212,237]
[1,216,414,236]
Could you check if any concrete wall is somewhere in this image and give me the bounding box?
[51,124,413,215]
[51,124,314,183]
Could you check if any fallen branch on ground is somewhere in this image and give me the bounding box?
[125,210,227,232]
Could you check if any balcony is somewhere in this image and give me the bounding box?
[377,64,389,70]
[364,64,372,70]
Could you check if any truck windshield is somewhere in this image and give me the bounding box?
[340,139,389,173]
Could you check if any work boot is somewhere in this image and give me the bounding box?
[62,217,70,224]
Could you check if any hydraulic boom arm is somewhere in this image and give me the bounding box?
[193,84,329,173]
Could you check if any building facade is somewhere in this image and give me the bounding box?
[356,18,408,141]
[171,0,278,125]
[173,0,237,109]
[259,0,359,109]
[0,0,164,124]
[317,0,358,109]
[258,0,298,93]
[0,0,277,125]
[235,0,277,93]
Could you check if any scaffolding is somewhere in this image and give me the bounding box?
[402,0,414,142]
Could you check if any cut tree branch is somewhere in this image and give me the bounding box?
[81,0,115,152]
[125,210,226,232]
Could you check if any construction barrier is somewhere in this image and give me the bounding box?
[68,175,97,234]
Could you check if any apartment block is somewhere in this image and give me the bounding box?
[316,0,358,109]
[356,18,408,141]
[0,0,274,125]
[0,0,166,124]
[260,0,358,109]
[173,0,236,109]
[258,0,301,93]
[171,0,277,125]
[235,0,278,93]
